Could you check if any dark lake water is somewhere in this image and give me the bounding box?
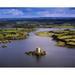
[0,28,75,67]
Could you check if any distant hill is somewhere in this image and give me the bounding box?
[0,17,75,24]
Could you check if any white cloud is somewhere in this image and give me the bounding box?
[0,9,24,16]
[6,9,24,16]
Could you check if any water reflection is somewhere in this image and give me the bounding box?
[35,56,42,62]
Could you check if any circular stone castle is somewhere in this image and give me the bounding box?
[25,48,46,56]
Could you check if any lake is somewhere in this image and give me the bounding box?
[0,28,75,67]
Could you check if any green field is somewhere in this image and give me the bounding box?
[0,28,36,44]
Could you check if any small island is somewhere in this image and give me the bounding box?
[25,48,46,56]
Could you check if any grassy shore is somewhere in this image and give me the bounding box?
[0,28,35,48]
[0,28,28,40]
[35,29,75,48]
[0,28,35,44]
[35,31,54,37]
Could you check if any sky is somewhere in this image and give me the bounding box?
[0,8,75,18]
